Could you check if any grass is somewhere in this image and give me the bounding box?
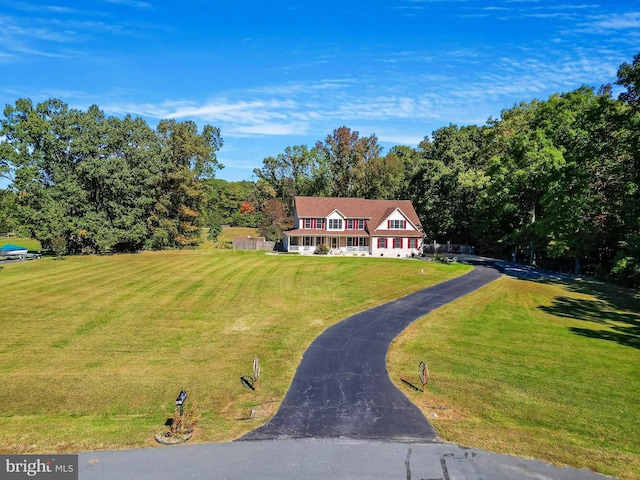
[217,227,259,243]
[0,248,468,453]
[388,276,640,480]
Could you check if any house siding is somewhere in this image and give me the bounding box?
[370,237,421,257]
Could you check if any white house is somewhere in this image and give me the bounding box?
[283,196,424,256]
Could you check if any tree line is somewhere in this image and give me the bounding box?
[253,52,640,287]
[0,99,222,252]
[1,52,638,287]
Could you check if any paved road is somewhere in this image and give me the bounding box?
[242,263,502,441]
[78,438,612,479]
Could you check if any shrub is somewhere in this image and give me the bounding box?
[610,254,640,288]
[170,404,200,435]
[51,236,67,259]
[208,218,223,241]
[314,244,330,255]
[433,253,450,263]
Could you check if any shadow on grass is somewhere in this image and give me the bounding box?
[401,378,423,392]
[538,280,640,350]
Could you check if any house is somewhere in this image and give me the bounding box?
[283,196,424,256]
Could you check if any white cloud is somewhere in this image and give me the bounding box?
[98,44,627,143]
[590,12,640,30]
[0,16,72,43]
[103,0,151,8]
[377,132,425,146]
[103,98,311,137]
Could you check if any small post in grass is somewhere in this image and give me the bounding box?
[253,356,260,390]
[175,389,187,416]
[418,361,429,392]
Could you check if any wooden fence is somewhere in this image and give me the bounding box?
[232,236,276,251]
[424,242,475,255]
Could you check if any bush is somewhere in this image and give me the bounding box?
[156,403,200,444]
[207,218,223,241]
[610,254,640,288]
[169,404,200,436]
[51,236,67,259]
[314,244,330,255]
[432,253,456,263]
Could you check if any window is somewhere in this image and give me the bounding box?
[328,218,343,230]
[316,218,325,229]
[388,219,405,229]
[393,238,402,249]
[347,237,366,247]
[410,238,419,249]
[347,219,354,230]
[303,236,312,246]
[358,219,365,230]
[377,238,387,248]
[304,218,311,229]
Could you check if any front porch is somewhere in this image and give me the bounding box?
[285,235,370,255]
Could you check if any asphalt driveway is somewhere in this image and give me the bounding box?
[241,261,502,441]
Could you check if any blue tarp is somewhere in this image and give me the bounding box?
[0,244,27,251]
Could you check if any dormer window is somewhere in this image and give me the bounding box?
[388,219,405,229]
[328,218,343,230]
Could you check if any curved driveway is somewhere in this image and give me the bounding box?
[242,261,502,441]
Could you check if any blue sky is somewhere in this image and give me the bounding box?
[1,1,639,182]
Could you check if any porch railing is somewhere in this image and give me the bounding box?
[344,246,368,252]
[288,245,369,253]
[288,245,314,252]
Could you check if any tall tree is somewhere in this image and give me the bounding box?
[410,125,489,244]
[253,144,320,214]
[0,189,17,233]
[315,126,382,198]
[148,120,223,248]
[482,102,565,263]
[387,145,422,199]
[1,98,90,250]
[258,198,292,242]
[608,52,640,285]
[528,87,618,273]
[362,151,404,200]
[616,52,640,108]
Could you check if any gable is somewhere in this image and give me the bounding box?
[326,209,346,220]
[374,207,419,232]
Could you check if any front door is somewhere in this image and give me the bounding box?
[331,237,338,249]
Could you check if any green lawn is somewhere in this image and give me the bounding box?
[388,277,640,480]
[4,247,637,479]
[0,249,467,453]
[217,227,259,243]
